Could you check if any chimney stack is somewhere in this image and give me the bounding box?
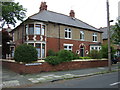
[39,2,47,11]
[69,10,75,17]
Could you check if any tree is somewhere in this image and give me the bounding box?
[112,20,120,44]
[100,44,116,59]
[1,2,26,27]
[2,29,12,59]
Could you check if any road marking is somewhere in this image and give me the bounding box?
[110,82,120,86]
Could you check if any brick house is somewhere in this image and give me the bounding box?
[10,2,103,59]
[99,26,120,57]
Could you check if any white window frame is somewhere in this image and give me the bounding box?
[64,44,73,51]
[80,31,84,41]
[93,33,98,42]
[90,46,101,51]
[65,28,72,39]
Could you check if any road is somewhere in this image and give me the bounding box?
[26,71,119,88]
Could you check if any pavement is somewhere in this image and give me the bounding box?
[1,62,120,88]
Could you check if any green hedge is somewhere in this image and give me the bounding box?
[79,57,91,59]
[88,50,102,59]
[45,50,75,65]
[14,44,38,63]
[45,56,61,65]
[58,50,74,62]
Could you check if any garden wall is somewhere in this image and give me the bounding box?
[2,60,108,74]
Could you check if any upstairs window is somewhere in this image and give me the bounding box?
[35,24,41,35]
[80,31,84,40]
[93,33,97,42]
[28,24,34,35]
[65,28,72,39]
[41,25,45,35]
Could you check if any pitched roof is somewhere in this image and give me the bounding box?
[99,27,108,39]
[29,10,102,32]
[99,26,114,40]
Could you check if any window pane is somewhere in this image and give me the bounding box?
[25,25,28,35]
[36,43,41,58]
[35,24,41,35]
[36,48,41,58]
[42,44,45,58]
[95,36,97,41]
[65,31,67,38]
[36,43,41,48]
[41,25,45,35]
[28,43,34,46]
[69,32,71,38]
[93,36,95,41]
[28,24,34,35]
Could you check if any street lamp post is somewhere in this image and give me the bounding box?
[106,0,111,72]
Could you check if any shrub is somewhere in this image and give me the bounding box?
[88,50,102,59]
[48,49,56,56]
[58,50,74,62]
[45,56,61,65]
[72,52,79,59]
[14,44,38,63]
[79,57,91,59]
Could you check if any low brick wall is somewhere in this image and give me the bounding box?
[2,60,108,74]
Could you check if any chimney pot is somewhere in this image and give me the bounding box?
[69,10,75,17]
[39,2,47,11]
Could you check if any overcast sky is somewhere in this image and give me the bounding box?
[13,0,120,29]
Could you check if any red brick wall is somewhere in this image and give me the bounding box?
[47,37,99,56]
[2,60,108,74]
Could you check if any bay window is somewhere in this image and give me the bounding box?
[26,23,45,35]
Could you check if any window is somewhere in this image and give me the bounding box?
[64,44,73,51]
[28,24,34,35]
[35,24,41,35]
[42,44,45,58]
[65,28,72,39]
[80,31,84,40]
[36,43,41,58]
[93,33,97,42]
[41,25,45,35]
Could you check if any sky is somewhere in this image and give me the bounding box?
[9,0,120,29]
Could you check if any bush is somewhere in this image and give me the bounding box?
[58,50,74,62]
[72,52,79,59]
[45,56,61,65]
[14,44,38,63]
[79,57,91,59]
[48,49,56,56]
[88,50,102,59]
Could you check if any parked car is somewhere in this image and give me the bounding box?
[112,56,118,64]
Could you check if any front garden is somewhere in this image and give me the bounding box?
[2,44,117,74]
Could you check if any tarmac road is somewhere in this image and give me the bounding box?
[27,71,119,88]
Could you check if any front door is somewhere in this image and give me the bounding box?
[80,45,84,57]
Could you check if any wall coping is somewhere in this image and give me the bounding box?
[2,58,108,64]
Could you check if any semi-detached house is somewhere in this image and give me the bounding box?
[10,2,103,59]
